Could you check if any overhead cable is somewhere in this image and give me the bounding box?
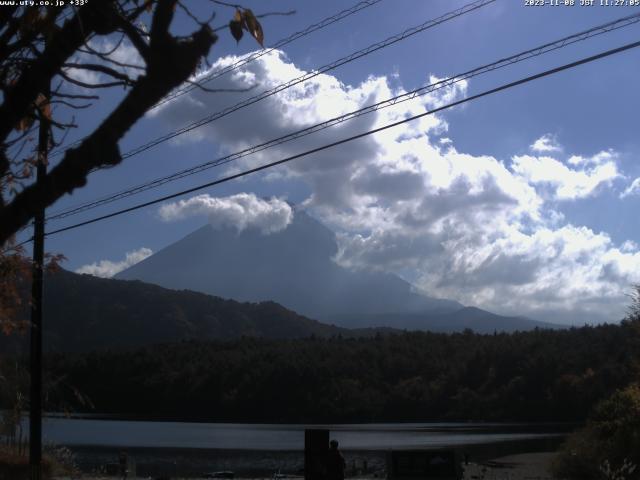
[47,0,387,158]
[39,39,640,239]
[46,11,640,221]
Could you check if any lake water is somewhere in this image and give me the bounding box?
[40,418,563,450]
[31,419,568,476]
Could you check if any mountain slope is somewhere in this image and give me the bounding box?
[116,211,562,332]
[116,211,463,321]
[33,269,348,352]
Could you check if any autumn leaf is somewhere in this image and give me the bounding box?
[229,20,243,43]
[242,9,264,47]
[36,93,51,121]
[15,93,49,132]
[15,115,34,132]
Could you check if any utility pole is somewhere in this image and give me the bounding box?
[29,84,49,480]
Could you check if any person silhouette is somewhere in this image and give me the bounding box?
[326,440,346,480]
[118,451,128,480]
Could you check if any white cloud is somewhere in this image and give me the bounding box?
[158,193,293,235]
[76,247,153,278]
[511,152,620,200]
[620,177,640,199]
[150,50,638,324]
[567,150,615,167]
[530,133,561,153]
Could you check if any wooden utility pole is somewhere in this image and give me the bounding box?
[29,85,49,480]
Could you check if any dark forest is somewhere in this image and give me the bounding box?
[23,320,639,424]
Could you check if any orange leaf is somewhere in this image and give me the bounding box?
[36,93,51,120]
[229,20,243,43]
[242,9,264,47]
[16,116,33,132]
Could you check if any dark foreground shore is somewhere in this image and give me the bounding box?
[462,452,556,480]
[54,453,559,480]
[65,436,563,478]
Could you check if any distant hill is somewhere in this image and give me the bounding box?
[1,267,562,355]
[334,307,561,333]
[4,269,349,353]
[116,210,561,333]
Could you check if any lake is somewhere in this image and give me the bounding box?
[31,418,569,476]
[40,417,564,450]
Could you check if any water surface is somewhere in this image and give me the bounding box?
[40,418,563,450]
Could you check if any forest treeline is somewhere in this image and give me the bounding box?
[24,320,639,423]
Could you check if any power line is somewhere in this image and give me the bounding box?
[152,0,386,110]
[119,0,495,159]
[47,0,386,158]
[46,0,495,219]
[46,11,640,221]
[40,39,640,239]
[48,0,495,164]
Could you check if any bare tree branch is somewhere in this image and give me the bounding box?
[0,0,217,245]
[80,33,126,57]
[116,14,150,62]
[58,69,130,89]
[0,2,121,144]
[0,0,275,246]
[52,91,100,100]
[49,100,93,110]
[77,48,146,71]
[256,10,296,20]
[208,0,242,9]
[62,62,136,85]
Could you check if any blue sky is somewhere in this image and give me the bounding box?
[23,0,640,324]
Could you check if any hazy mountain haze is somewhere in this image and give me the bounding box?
[116,211,462,317]
[116,211,561,332]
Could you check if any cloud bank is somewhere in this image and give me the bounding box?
[151,50,640,324]
[76,247,153,278]
[159,193,293,235]
[511,150,620,200]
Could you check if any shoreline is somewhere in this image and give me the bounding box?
[463,452,557,479]
[63,436,564,479]
[53,452,559,480]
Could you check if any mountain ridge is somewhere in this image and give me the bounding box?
[116,211,561,332]
[1,268,350,353]
[117,215,465,318]
[1,267,563,355]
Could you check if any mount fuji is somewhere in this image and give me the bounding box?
[116,211,559,333]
